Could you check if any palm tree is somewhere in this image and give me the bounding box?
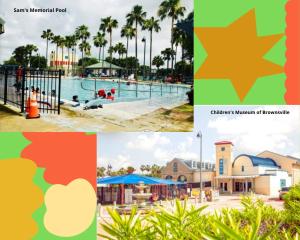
[158,0,186,74]
[114,42,126,76]
[101,38,108,69]
[121,24,136,75]
[51,35,61,70]
[93,31,106,61]
[172,27,186,64]
[126,5,147,79]
[41,29,54,67]
[70,35,78,75]
[152,55,164,79]
[25,44,38,68]
[58,36,65,70]
[140,165,146,174]
[64,35,74,75]
[161,48,175,73]
[114,42,126,60]
[100,17,118,76]
[97,167,106,177]
[142,17,161,80]
[75,25,90,73]
[79,41,91,68]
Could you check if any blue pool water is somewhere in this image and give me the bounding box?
[61,78,190,104]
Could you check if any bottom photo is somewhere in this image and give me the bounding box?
[97,105,300,239]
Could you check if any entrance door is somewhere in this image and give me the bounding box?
[224,182,228,191]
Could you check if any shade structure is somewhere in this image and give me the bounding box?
[85,60,123,70]
[97,174,184,185]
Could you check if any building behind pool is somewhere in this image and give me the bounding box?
[162,141,300,197]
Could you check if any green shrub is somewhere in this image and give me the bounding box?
[284,184,300,222]
[99,195,300,240]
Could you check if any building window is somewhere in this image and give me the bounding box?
[221,147,225,151]
[173,162,178,172]
[166,175,173,180]
[177,175,187,182]
[219,159,224,175]
[241,166,244,172]
[280,179,286,188]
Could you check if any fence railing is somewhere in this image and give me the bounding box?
[0,65,61,114]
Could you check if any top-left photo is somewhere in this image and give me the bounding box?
[0,0,193,132]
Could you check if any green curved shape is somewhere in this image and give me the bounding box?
[0,133,30,159]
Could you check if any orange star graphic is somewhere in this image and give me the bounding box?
[194,9,284,100]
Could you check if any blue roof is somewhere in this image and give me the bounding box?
[233,155,279,167]
[97,174,184,185]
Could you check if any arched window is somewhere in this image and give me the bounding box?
[219,159,224,175]
[166,175,173,180]
[241,166,245,172]
[173,162,178,172]
[177,175,187,182]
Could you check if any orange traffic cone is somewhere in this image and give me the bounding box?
[26,92,40,119]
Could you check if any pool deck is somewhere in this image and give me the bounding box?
[0,98,193,132]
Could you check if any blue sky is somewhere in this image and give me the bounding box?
[98,106,300,171]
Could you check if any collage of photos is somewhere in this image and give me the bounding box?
[1,0,300,240]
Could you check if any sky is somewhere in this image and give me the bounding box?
[0,0,193,65]
[98,106,300,171]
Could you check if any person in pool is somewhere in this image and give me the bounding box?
[106,92,114,101]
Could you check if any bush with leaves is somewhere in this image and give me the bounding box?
[99,196,300,240]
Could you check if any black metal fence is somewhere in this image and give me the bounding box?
[0,65,61,114]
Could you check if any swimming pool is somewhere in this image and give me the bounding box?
[61,78,190,104]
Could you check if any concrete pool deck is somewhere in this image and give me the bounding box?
[0,98,193,132]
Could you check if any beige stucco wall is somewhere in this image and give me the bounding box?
[233,156,257,175]
[215,143,233,176]
[293,168,300,185]
[258,151,300,186]
[192,171,215,183]
[161,159,194,182]
[254,176,270,195]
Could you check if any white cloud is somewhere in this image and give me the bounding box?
[99,154,131,170]
[127,133,170,150]
[208,106,300,155]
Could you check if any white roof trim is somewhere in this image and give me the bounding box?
[215,175,259,179]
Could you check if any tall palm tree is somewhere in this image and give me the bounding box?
[51,35,61,70]
[70,35,78,75]
[114,42,126,77]
[172,27,186,74]
[100,17,118,76]
[75,25,90,73]
[152,55,164,79]
[79,41,91,69]
[58,36,65,70]
[64,35,74,75]
[142,17,161,80]
[121,24,136,75]
[41,29,54,68]
[93,31,106,61]
[25,44,38,67]
[126,5,147,79]
[161,48,175,73]
[158,0,186,74]
[101,38,108,68]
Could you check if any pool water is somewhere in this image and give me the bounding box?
[61,78,190,104]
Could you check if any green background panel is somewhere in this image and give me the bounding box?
[194,0,287,104]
